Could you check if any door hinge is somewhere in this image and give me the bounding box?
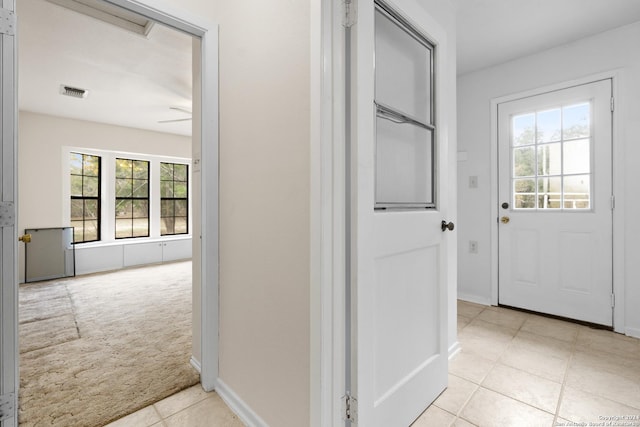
[611,195,615,210]
[610,97,615,112]
[611,293,615,308]
[343,0,357,28]
[342,393,358,423]
[0,201,15,227]
[0,392,16,422]
[0,8,15,36]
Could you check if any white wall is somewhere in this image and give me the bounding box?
[18,111,191,230]
[457,22,640,337]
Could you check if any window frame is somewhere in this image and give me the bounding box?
[373,1,437,210]
[64,147,192,246]
[510,101,593,211]
[70,152,102,243]
[115,157,151,239]
[160,162,189,236]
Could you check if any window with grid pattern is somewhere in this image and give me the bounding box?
[511,102,591,210]
[115,158,150,238]
[160,162,189,235]
[70,152,101,243]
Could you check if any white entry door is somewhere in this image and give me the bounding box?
[0,1,17,426]
[351,1,450,426]
[498,79,613,326]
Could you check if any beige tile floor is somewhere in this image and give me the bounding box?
[108,300,640,427]
[414,301,640,427]
[104,385,242,427]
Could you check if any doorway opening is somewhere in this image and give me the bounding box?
[12,0,219,424]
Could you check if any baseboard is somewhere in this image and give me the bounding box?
[457,293,491,306]
[216,378,268,427]
[190,356,201,373]
[448,341,462,360]
[626,327,640,339]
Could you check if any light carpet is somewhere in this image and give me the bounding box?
[18,261,199,427]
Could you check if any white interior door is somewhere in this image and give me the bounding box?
[498,79,613,326]
[0,1,17,425]
[351,1,449,425]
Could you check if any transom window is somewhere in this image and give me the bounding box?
[70,152,101,243]
[115,158,150,238]
[511,102,591,210]
[160,162,189,235]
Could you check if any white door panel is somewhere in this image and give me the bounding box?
[352,1,449,425]
[498,79,613,326]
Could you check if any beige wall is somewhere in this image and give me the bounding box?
[215,2,310,425]
[18,111,190,234]
[168,1,311,425]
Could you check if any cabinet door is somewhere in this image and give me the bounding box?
[162,239,192,262]
[123,242,163,267]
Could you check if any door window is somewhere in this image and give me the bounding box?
[511,102,591,210]
[374,4,435,209]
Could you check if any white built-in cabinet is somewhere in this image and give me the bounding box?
[75,237,192,275]
[123,239,191,267]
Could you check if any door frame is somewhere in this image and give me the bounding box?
[310,0,347,425]
[490,71,625,333]
[101,0,220,390]
[1,1,18,425]
[8,0,219,403]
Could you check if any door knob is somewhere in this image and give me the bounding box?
[500,216,510,224]
[19,234,32,243]
[441,221,455,232]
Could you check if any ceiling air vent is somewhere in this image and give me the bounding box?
[60,85,89,99]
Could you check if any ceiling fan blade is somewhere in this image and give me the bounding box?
[170,106,192,114]
[158,118,193,123]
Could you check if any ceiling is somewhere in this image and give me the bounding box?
[17,0,640,136]
[18,0,193,136]
[455,0,640,75]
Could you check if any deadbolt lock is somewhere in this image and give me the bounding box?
[500,216,510,224]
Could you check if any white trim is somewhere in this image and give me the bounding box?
[312,0,348,425]
[610,73,625,334]
[216,378,268,427]
[489,97,499,307]
[196,17,219,393]
[1,1,18,425]
[190,356,201,373]
[626,327,640,340]
[457,293,491,307]
[489,70,624,332]
[103,0,212,36]
[309,0,333,425]
[99,0,219,390]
